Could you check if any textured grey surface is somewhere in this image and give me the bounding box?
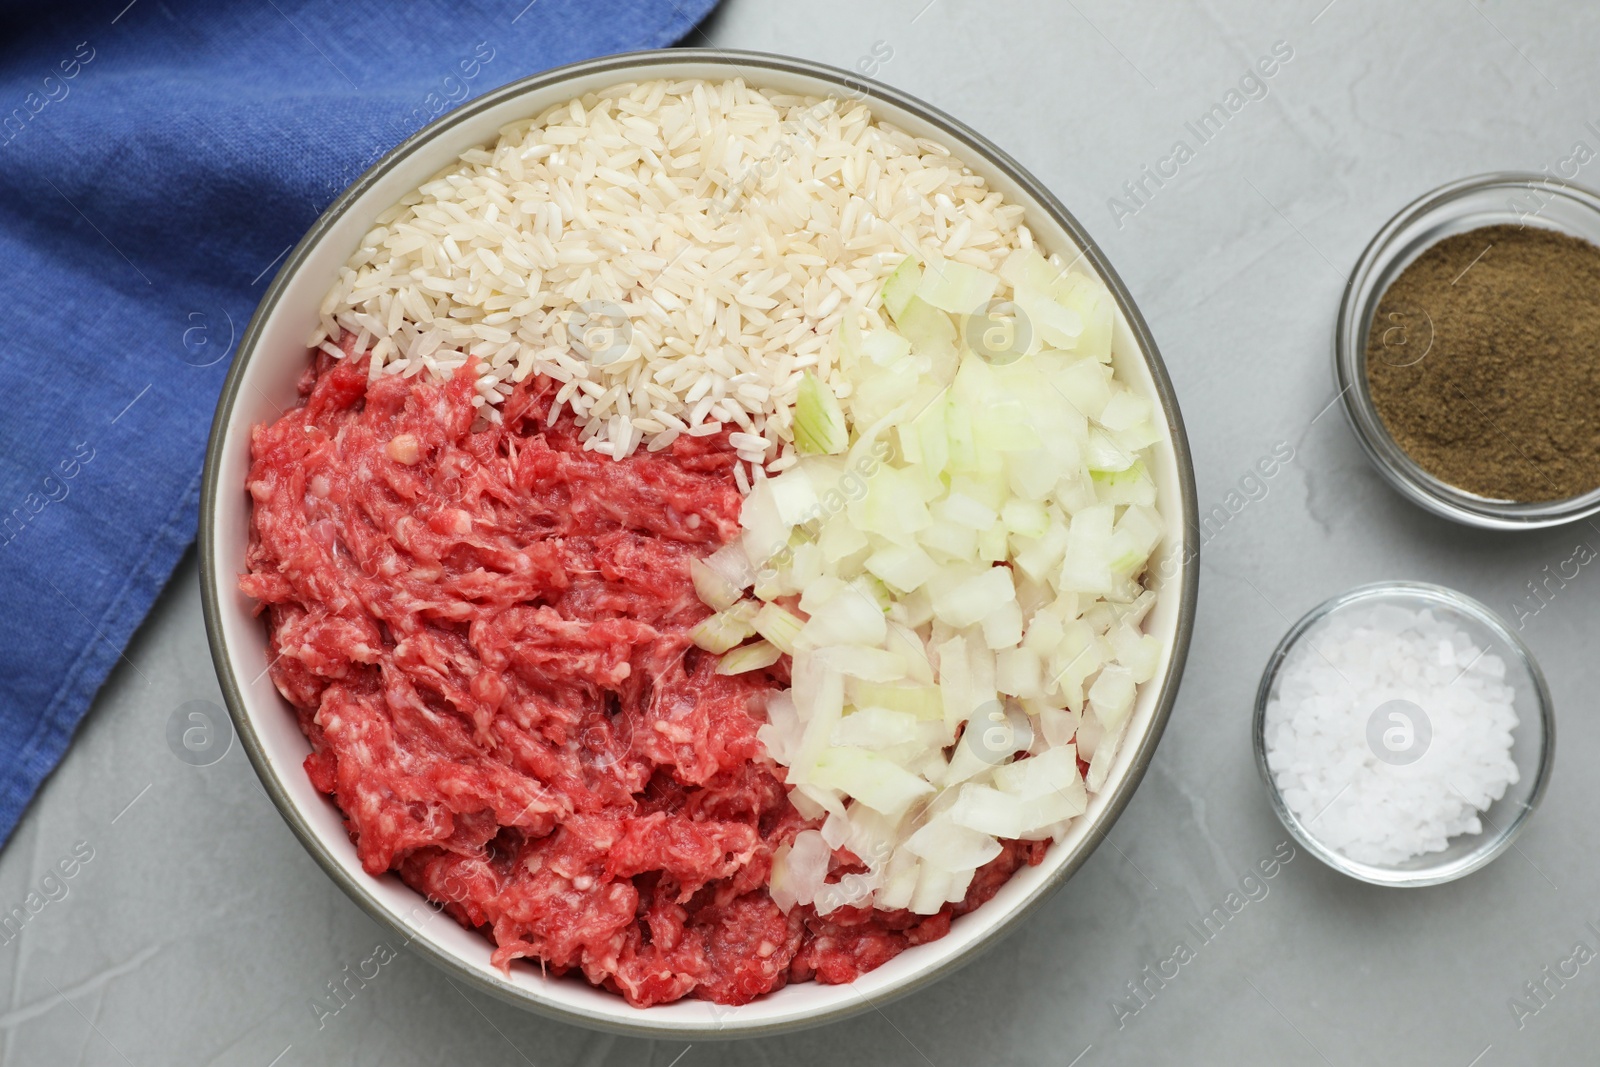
[8,0,1600,1064]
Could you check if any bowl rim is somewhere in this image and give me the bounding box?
[198,46,1200,1038]
[1250,580,1555,888]
[1334,171,1600,530]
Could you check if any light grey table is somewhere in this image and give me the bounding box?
[7,1,1599,1063]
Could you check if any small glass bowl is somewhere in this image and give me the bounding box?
[1252,581,1554,887]
[1334,172,1600,529]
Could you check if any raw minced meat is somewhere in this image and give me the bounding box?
[240,344,1045,1006]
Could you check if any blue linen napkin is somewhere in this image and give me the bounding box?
[0,0,720,845]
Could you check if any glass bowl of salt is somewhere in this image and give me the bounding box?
[1253,581,1553,887]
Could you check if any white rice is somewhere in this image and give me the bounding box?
[313,78,1036,468]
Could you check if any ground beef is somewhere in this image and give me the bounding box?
[240,346,1047,1006]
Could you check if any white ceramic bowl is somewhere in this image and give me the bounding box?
[200,49,1198,1039]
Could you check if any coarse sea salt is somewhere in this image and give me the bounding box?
[1262,604,1519,866]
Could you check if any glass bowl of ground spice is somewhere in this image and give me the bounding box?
[1335,173,1600,528]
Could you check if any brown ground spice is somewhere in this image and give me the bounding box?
[1365,224,1600,502]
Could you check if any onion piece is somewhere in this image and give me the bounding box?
[814,644,906,683]
[937,491,998,531]
[753,603,805,655]
[916,258,1000,314]
[1092,459,1156,507]
[882,257,922,322]
[865,543,938,594]
[1002,498,1050,538]
[847,679,945,720]
[770,829,831,912]
[1060,504,1114,595]
[810,746,935,818]
[703,543,754,594]
[690,603,756,653]
[798,592,886,649]
[1057,273,1114,362]
[947,779,1085,837]
[905,813,1001,872]
[767,466,820,526]
[909,865,954,914]
[1014,285,1084,349]
[982,600,1024,650]
[862,329,913,367]
[794,371,849,455]
[1088,663,1136,731]
[992,743,1079,797]
[1053,359,1111,420]
[691,558,743,611]
[718,639,783,676]
[930,565,1016,629]
[758,691,801,765]
[832,707,926,749]
[1098,388,1152,432]
[740,477,792,565]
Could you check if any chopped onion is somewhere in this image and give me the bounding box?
[1088,664,1136,731]
[948,779,1085,838]
[767,466,820,526]
[799,592,886,649]
[930,565,1016,628]
[905,814,1002,872]
[794,371,848,455]
[1057,273,1114,362]
[882,258,922,322]
[895,297,960,383]
[981,600,1024,651]
[995,646,1043,697]
[992,743,1079,797]
[1001,498,1050,539]
[718,639,783,675]
[884,621,936,685]
[1093,460,1156,507]
[862,329,913,367]
[811,746,935,818]
[1014,286,1083,348]
[847,679,945,720]
[865,543,938,593]
[818,510,869,563]
[937,491,999,531]
[739,477,791,565]
[1086,428,1137,473]
[815,644,906,682]
[758,691,801,765]
[1060,504,1114,595]
[690,603,756,653]
[916,258,1000,314]
[832,707,930,749]
[687,250,1165,917]
[909,866,954,914]
[1053,359,1112,421]
[1109,622,1162,683]
[753,602,805,655]
[690,558,743,612]
[1098,388,1151,432]
[703,543,754,593]
[770,829,831,912]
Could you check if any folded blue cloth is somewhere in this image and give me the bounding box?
[0,0,719,844]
